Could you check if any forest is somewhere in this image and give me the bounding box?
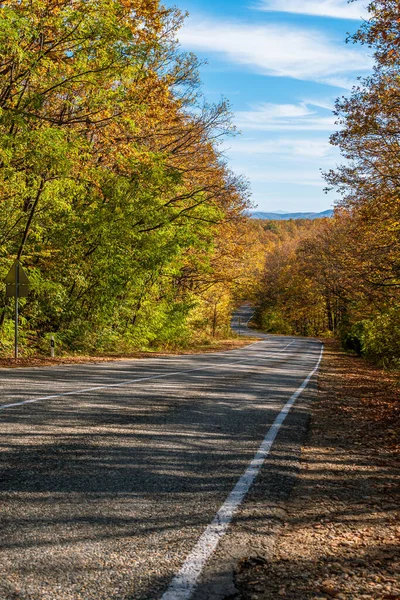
[0,0,260,355]
[0,0,399,367]
[254,0,400,367]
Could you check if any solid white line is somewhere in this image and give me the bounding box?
[161,343,324,600]
[0,340,295,411]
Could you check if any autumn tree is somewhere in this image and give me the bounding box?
[0,0,249,354]
[254,219,331,337]
[323,0,400,363]
[187,217,266,338]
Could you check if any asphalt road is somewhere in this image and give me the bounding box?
[0,313,322,600]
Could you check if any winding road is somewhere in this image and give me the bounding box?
[0,309,322,600]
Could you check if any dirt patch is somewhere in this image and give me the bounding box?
[235,339,400,600]
[0,338,258,369]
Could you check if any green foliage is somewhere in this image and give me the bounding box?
[342,322,365,356]
[345,308,400,367]
[0,318,14,354]
[259,310,293,335]
[0,0,249,356]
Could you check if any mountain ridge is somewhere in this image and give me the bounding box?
[249,209,333,220]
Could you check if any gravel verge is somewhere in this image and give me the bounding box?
[235,340,400,600]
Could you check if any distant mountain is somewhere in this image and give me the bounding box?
[249,209,333,220]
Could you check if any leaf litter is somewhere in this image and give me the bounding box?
[235,340,399,600]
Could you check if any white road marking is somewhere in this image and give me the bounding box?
[245,314,253,326]
[161,343,324,600]
[281,340,294,352]
[0,340,295,411]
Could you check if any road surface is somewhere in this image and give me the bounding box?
[0,315,322,600]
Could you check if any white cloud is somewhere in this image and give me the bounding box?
[257,0,369,20]
[224,103,342,190]
[224,102,340,190]
[178,19,372,85]
[322,76,359,90]
[234,102,336,131]
[228,137,336,159]
[253,104,311,118]
[239,164,326,186]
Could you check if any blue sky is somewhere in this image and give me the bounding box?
[175,0,372,212]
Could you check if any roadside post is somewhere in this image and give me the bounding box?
[4,260,30,360]
[50,336,55,358]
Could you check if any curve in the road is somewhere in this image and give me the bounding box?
[0,313,323,600]
[161,344,323,600]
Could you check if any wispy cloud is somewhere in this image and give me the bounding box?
[225,102,341,191]
[228,137,337,159]
[178,19,372,86]
[234,102,336,131]
[238,164,326,186]
[256,0,369,20]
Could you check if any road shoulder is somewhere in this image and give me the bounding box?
[235,340,400,600]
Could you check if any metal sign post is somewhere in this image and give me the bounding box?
[15,262,19,359]
[4,260,30,360]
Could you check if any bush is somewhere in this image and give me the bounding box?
[343,307,400,367]
[342,321,365,355]
[260,310,293,335]
[362,307,400,366]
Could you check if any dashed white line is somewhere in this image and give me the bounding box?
[161,343,324,600]
[0,339,295,411]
